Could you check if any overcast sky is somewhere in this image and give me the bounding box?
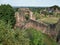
[0,0,60,7]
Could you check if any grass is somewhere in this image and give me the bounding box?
[26,28,58,45]
[42,33,58,45]
[40,17,59,24]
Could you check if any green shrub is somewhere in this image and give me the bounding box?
[0,4,15,27]
[0,20,30,45]
[25,28,58,45]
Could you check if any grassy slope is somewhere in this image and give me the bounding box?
[40,17,59,24]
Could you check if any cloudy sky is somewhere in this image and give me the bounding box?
[0,0,60,7]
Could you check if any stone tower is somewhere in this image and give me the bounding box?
[14,11,26,28]
[14,8,35,29]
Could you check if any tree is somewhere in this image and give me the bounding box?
[0,4,15,27]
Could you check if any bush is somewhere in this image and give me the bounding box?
[0,20,30,45]
[25,28,58,45]
[0,4,15,27]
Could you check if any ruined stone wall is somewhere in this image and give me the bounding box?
[47,24,57,38]
[14,11,26,29]
[22,19,60,39]
[22,19,48,33]
[55,19,60,42]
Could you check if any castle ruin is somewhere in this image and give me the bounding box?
[14,8,60,42]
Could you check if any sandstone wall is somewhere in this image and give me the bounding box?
[22,19,48,33]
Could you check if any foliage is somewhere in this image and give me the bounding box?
[25,28,44,45]
[25,28,58,45]
[56,13,60,17]
[34,12,40,20]
[29,7,42,13]
[25,14,30,20]
[0,20,30,45]
[0,4,15,27]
